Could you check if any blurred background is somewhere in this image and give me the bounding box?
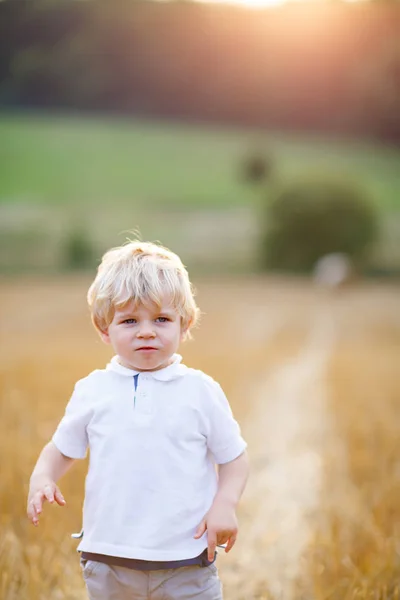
[1,0,400,599]
[0,0,399,274]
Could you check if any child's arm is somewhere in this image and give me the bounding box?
[27,441,75,526]
[194,451,250,561]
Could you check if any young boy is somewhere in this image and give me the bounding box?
[27,241,249,600]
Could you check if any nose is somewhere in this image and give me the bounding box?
[137,322,156,339]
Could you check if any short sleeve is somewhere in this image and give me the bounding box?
[52,379,92,459]
[202,378,247,464]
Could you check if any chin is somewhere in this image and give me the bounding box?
[137,360,161,371]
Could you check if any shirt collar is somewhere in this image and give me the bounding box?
[106,354,186,382]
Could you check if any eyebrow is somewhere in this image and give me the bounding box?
[157,309,176,316]
[116,308,176,318]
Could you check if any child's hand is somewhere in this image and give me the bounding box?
[27,475,66,526]
[194,501,238,561]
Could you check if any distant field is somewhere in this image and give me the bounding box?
[1,112,400,210]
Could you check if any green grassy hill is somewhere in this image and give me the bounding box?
[1,112,399,211]
[1,112,399,274]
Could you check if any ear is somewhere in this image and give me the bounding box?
[98,328,111,345]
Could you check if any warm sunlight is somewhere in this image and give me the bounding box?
[193,0,367,7]
[196,0,286,7]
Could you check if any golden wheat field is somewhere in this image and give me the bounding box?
[1,275,400,600]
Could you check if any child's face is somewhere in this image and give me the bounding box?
[99,299,185,372]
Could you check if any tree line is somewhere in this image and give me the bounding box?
[1,0,399,143]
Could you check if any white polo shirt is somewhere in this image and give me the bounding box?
[52,354,247,561]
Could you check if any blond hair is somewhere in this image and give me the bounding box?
[87,241,200,337]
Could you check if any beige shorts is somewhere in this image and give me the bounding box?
[81,559,223,600]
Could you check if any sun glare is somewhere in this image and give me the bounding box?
[193,0,367,8]
[197,0,286,7]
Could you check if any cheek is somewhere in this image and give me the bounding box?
[112,329,133,345]
[161,327,181,346]
[172,327,183,345]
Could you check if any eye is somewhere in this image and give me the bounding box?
[155,317,169,323]
[122,318,136,324]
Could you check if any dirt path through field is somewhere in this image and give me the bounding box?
[219,300,336,599]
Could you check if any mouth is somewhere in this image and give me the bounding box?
[136,347,158,352]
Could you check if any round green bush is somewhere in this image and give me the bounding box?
[260,176,379,272]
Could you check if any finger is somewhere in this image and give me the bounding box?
[27,500,39,526]
[207,533,217,562]
[225,534,237,553]
[33,492,44,515]
[44,485,55,504]
[54,488,66,506]
[27,500,34,520]
[193,520,207,539]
